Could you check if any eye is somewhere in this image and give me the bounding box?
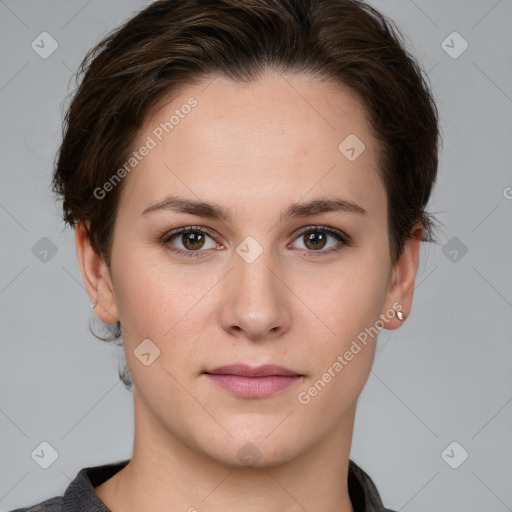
[161,224,351,259]
[161,226,221,258]
[289,226,350,255]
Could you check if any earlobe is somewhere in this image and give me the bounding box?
[383,222,424,330]
[75,221,120,324]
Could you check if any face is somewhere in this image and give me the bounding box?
[80,71,419,467]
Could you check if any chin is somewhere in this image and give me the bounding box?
[199,428,302,469]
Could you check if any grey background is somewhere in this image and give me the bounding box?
[1,1,511,511]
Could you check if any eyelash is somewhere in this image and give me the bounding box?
[160,225,352,259]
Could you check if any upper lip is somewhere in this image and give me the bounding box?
[205,364,301,377]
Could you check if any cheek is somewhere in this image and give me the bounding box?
[111,246,188,331]
[298,244,391,340]
[111,249,210,370]
[292,243,390,409]
[295,346,375,431]
[295,260,388,416]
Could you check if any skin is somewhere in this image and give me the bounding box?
[76,71,423,512]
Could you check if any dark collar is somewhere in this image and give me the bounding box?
[62,458,394,512]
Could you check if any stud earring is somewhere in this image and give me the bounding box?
[91,302,98,309]
[397,311,404,321]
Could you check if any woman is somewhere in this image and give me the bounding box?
[11,0,439,510]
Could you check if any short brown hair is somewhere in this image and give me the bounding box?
[52,0,441,388]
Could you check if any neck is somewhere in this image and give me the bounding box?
[95,392,356,512]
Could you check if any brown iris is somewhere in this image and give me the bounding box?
[303,231,327,250]
[181,231,206,250]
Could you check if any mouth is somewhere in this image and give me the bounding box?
[203,364,304,398]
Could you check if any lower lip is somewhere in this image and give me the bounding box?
[205,374,301,398]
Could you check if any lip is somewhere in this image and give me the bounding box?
[204,364,303,398]
[206,364,301,377]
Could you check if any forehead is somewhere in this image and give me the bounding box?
[120,72,385,219]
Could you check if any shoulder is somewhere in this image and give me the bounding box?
[7,495,63,511]
[7,459,129,512]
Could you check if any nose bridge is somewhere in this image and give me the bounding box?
[220,239,290,338]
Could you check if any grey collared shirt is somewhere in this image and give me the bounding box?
[9,459,397,512]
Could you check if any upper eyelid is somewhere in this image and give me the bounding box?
[163,225,219,243]
[293,225,345,237]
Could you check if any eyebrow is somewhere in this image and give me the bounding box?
[140,195,366,221]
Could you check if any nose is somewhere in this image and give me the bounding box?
[219,249,292,341]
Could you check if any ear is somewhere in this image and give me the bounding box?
[382,221,424,330]
[75,221,119,325]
